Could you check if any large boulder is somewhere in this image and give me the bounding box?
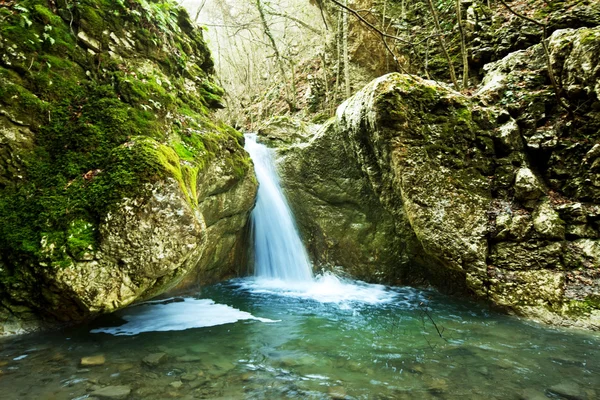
[0,1,256,334]
[277,120,426,284]
[274,24,600,329]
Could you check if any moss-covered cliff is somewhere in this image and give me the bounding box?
[0,0,257,334]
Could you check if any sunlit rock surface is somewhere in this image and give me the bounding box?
[274,25,600,330]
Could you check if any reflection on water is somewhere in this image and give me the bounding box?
[1,278,599,400]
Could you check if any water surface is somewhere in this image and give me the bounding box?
[1,277,598,399]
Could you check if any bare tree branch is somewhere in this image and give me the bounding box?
[265,10,323,34]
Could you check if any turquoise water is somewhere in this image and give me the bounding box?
[1,277,599,399]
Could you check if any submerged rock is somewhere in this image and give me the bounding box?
[81,355,106,367]
[143,353,168,367]
[90,385,131,400]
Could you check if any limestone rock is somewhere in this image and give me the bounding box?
[143,352,167,367]
[0,1,256,333]
[514,168,544,204]
[90,386,131,400]
[257,116,313,146]
[81,355,106,367]
[533,201,566,240]
[276,120,422,284]
[548,382,586,400]
[77,31,101,52]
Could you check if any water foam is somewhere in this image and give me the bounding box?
[236,272,398,305]
[90,298,278,336]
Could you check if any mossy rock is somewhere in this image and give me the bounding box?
[0,0,255,330]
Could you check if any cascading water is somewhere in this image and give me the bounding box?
[243,133,395,305]
[244,133,313,282]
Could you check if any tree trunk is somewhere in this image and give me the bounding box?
[425,0,460,89]
[455,0,469,89]
[255,0,295,111]
[342,0,351,98]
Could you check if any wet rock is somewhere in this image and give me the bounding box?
[328,386,347,399]
[0,0,257,335]
[176,355,203,362]
[547,382,585,400]
[169,380,183,389]
[180,373,197,382]
[90,385,131,400]
[143,352,167,367]
[517,388,548,400]
[81,355,106,367]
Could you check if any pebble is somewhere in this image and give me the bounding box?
[548,382,585,400]
[328,386,347,399]
[80,355,106,366]
[175,355,202,362]
[180,373,197,381]
[90,385,131,399]
[143,352,167,367]
[169,380,183,389]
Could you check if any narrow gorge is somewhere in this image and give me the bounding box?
[0,0,599,399]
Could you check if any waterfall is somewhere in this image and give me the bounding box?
[244,134,314,282]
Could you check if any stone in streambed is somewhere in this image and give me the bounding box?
[547,382,585,400]
[81,355,106,366]
[518,388,550,400]
[181,373,198,382]
[90,385,131,399]
[143,352,167,367]
[328,386,347,399]
[169,380,183,389]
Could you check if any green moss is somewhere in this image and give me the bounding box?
[566,296,600,316]
[66,219,96,260]
[0,0,241,279]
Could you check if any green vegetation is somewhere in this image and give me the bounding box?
[0,0,249,271]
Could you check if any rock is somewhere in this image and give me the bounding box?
[548,382,585,400]
[81,355,106,367]
[517,388,548,400]
[257,116,313,145]
[514,168,544,204]
[143,353,167,367]
[496,118,523,153]
[77,31,101,52]
[327,386,347,399]
[90,385,131,400]
[533,201,566,240]
[169,381,183,389]
[180,373,197,382]
[277,119,419,284]
[175,355,203,362]
[0,0,257,334]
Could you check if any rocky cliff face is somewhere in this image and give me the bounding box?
[269,25,600,330]
[0,0,256,335]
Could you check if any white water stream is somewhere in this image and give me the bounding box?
[244,133,314,282]
[243,134,395,305]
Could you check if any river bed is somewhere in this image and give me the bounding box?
[1,276,599,399]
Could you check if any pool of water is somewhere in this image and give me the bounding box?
[1,276,598,399]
